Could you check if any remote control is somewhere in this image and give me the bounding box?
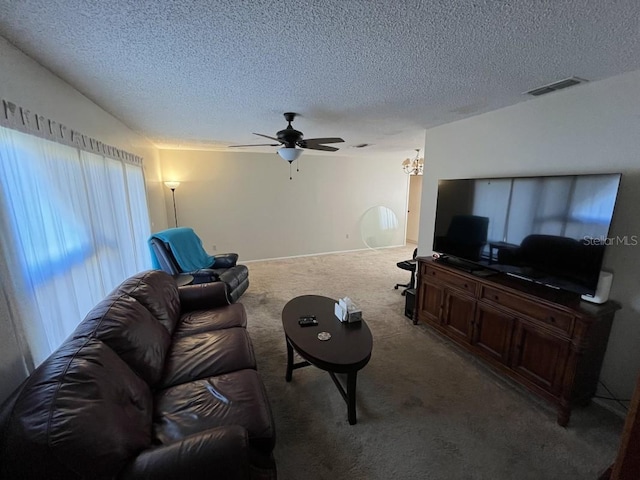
[298,316,318,327]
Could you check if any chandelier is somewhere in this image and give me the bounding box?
[402,149,424,175]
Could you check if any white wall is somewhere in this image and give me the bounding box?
[0,36,164,402]
[0,35,408,403]
[158,149,408,260]
[418,69,640,414]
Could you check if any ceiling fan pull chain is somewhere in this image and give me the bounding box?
[289,162,292,180]
[296,158,300,172]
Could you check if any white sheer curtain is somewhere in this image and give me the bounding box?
[0,126,151,366]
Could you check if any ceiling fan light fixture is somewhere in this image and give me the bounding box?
[277,147,303,162]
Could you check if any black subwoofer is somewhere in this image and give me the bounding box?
[404,288,415,320]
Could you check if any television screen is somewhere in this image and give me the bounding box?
[432,173,622,296]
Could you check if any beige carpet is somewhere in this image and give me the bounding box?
[241,246,622,480]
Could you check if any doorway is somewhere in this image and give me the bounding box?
[406,175,422,244]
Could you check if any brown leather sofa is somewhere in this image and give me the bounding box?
[0,270,276,479]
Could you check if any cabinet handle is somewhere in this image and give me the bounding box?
[493,295,499,301]
[464,283,468,288]
[547,316,556,323]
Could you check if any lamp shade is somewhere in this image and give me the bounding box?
[164,181,180,190]
[277,147,303,162]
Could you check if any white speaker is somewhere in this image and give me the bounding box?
[581,271,613,304]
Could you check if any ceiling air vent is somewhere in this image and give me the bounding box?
[526,77,587,97]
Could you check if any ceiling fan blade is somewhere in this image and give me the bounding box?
[253,133,281,142]
[229,143,280,147]
[300,143,340,152]
[303,137,345,145]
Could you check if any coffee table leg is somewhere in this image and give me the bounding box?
[347,371,357,425]
[285,337,293,382]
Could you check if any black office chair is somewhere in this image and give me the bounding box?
[394,248,418,295]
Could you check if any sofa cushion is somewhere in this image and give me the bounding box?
[116,270,181,334]
[173,303,247,337]
[0,338,152,479]
[178,281,231,312]
[73,292,171,386]
[159,328,256,388]
[119,425,252,480]
[153,369,275,454]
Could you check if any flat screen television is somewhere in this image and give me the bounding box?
[432,173,621,296]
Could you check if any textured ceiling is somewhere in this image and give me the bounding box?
[1,0,639,156]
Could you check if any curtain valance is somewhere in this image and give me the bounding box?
[0,98,143,166]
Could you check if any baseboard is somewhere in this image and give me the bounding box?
[243,244,407,263]
[592,397,628,419]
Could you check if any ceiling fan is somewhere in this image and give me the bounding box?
[229,112,345,170]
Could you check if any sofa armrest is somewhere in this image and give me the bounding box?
[212,253,239,268]
[179,281,231,311]
[120,426,250,480]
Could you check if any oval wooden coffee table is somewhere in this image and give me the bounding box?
[282,295,373,425]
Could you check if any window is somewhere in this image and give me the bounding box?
[0,126,151,365]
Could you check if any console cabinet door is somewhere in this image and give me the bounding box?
[511,321,570,394]
[417,280,443,326]
[472,303,515,365]
[441,289,474,342]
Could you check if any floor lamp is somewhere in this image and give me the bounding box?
[164,181,180,227]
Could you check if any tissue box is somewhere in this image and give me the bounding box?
[347,309,362,323]
[335,297,362,323]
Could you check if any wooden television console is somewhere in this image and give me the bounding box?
[414,257,620,426]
